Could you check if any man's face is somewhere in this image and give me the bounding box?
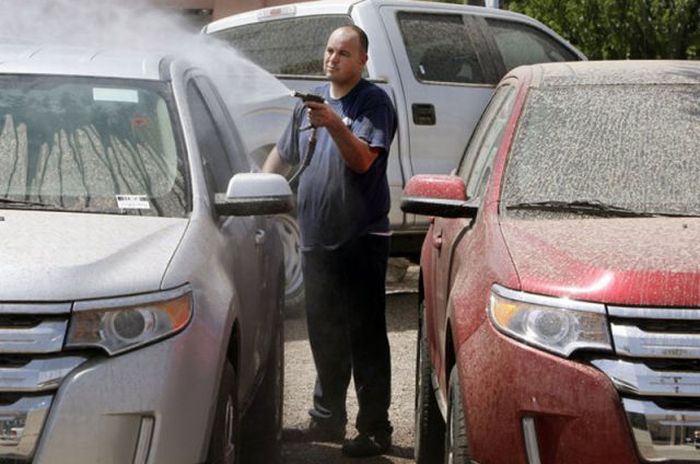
[324,28,367,85]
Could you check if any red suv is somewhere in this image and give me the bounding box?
[402,61,700,464]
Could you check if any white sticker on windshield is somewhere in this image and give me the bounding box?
[116,195,150,210]
[93,88,139,103]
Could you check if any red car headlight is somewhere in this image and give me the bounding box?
[488,284,612,357]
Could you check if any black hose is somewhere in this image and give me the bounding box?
[287,127,317,187]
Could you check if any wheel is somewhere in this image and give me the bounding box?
[240,306,284,463]
[415,304,445,463]
[275,214,304,317]
[445,366,472,464]
[207,360,239,464]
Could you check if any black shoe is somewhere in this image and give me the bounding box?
[341,431,392,458]
[283,419,346,443]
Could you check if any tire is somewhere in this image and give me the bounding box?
[415,304,445,464]
[207,360,239,464]
[445,366,472,464]
[275,214,305,317]
[240,307,284,464]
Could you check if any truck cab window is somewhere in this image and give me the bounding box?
[213,15,352,76]
[397,12,488,84]
[485,18,579,71]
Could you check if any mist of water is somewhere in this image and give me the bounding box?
[0,0,292,105]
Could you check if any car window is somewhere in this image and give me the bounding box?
[457,83,514,179]
[485,18,578,71]
[397,12,490,85]
[0,75,188,217]
[193,76,250,175]
[212,15,353,76]
[463,85,517,202]
[186,81,233,194]
[502,84,700,217]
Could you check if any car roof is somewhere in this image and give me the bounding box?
[521,60,700,88]
[0,43,174,80]
[205,0,536,33]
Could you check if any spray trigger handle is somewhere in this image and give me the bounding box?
[292,90,325,104]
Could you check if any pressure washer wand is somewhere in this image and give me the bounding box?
[287,91,324,186]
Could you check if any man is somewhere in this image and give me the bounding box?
[263,25,397,458]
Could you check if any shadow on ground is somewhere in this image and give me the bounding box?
[282,441,414,464]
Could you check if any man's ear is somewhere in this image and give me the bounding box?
[360,52,368,66]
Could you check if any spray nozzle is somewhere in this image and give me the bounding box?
[291,90,324,104]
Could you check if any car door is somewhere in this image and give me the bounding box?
[185,77,269,394]
[379,7,500,183]
[429,80,518,387]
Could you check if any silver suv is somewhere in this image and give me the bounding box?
[0,44,291,464]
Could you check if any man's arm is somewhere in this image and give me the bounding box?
[305,101,380,174]
[262,147,292,176]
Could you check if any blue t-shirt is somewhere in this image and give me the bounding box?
[277,79,397,250]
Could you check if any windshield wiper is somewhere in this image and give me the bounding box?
[645,211,700,218]
[505,200,654,218]
[0,197,64,209]
[0,197,137,214]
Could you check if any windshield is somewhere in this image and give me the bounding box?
[502,84,700,218]
[0,75,189,217]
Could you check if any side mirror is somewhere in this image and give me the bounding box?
[400,174,477,219]
[215,173,293,216]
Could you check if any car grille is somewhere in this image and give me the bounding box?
[0,303,87,462]
[591,305,700,462]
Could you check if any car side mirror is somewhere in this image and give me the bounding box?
[215,173,293,216]
[400,174,477,219]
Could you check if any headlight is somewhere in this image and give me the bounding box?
[488,285,612,357]
[66,285,192,355]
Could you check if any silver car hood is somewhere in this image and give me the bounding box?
[0,210,188,301]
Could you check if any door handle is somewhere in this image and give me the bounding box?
[412,103,436,125]
[432,231,443,250]
[255,229,266,246]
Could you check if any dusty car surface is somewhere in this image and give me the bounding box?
[402,60,700,463]
[0,44,291,463]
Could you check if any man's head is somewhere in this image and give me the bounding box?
[324,26,368,89]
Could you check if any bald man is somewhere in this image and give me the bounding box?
[264,25,397,458]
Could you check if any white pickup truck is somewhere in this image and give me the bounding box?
[204,0,584,307]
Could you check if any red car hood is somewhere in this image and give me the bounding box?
[500,217,700,306]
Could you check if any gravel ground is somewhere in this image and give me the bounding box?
[281,262,420,464]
